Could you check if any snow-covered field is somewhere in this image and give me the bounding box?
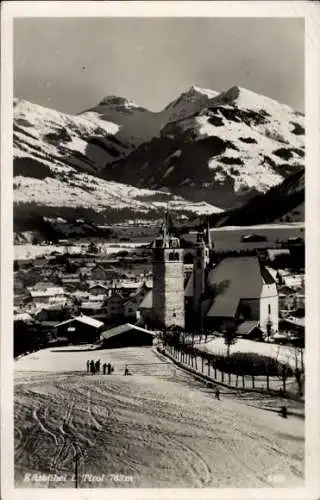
[14,242,145,260]
[187,223,304,252]
[14,174,221,215]
[15,346,304,488]
[208,222,304,231]
[196,338,304,370]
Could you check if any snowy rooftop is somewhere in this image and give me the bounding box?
[55,315,104,329]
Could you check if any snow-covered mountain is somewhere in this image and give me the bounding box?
[206,168,305,227]
[13,97,222,225]
[13,84,304,228]
[14,98,133,175]
[103,85,305,209]
[80,86,221,148]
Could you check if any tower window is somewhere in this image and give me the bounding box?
[268,304,271,315]
[173,312,176,318]
[169,252,180,261]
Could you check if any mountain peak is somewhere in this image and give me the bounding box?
[98,95,142,110]
[212,85,296,114]
[164,86,219,116]
[186,85,219,99]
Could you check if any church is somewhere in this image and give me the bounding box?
[138,212,279,337]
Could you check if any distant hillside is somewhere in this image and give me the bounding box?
[205,169,304,227]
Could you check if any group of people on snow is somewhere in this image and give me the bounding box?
[87,359,114,375]
[86,360,131,376]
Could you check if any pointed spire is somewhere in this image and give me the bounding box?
[205,216,212,249]
[160,208,168,240]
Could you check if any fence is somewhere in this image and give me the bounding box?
[162,343,303,399]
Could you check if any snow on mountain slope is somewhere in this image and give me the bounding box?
[13,97,222,223]
[80,86,221,148]
[104,85,304,209]
[162,86,220,123]
[207,169,305,227]
[80,96,161,148]
[14,98,132,175]
[13,171,221,216]
[14,85,304,224]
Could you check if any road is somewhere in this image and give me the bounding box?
[14,346,304,488]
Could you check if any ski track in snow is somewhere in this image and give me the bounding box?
[14,347,304,488]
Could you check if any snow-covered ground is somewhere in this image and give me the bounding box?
[14,242,145,260]
[196,338,304,370]
[187,223,304,252]
[14,173,221,215]
[15,346,304,488]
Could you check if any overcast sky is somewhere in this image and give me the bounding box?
[14,17,304,114]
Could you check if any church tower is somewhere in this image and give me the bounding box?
[193,230,210,316]
[152,210,185,329]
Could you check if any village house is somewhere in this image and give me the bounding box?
[79,266,93,280]
[279,316,305,342]
[109,280,144,300]
[89,283,110,296]
[60,274,82,290]
[278,284,305,314]
[80,300,106,318]
[100,323,155,349]
[90,265,111,281]
[55,315,105,344]
[105,292,125,319]
[26,286,67,306]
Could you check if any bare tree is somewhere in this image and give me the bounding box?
[292,338,305,397]
[223,324,237,359]
[223,325,237,384]
[274,344,292,395]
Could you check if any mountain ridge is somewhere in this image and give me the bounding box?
[13,84,305,228]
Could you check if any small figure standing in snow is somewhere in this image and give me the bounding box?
[215,388,220,400]
[102,362,107,375]
[280,406,288,418]
[86,360,90,372]
[90,360,95,374]
[107,362,112,375]
[95,360,100,373]
[124,365,129,376]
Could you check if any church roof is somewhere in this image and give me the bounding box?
[207,257,265,298]
[139,290,153,309]
[206,296,240,318]
[184,274,194,298]
[206,257,268,318]
[236,321,260,336]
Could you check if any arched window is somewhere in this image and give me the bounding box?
[268,304,271,315]
[168,252,174,261]
[173,252,180,261]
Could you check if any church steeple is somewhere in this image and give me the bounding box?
[152,207,185,329]
[154,207,180,249]
[205,216,212,250]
